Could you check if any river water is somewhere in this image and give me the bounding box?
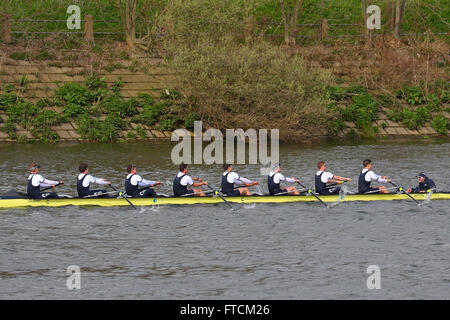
[0,141,449,299]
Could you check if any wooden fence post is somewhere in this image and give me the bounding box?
[2,15,12,44]
[320,18,328,40]
[84,14,94,42]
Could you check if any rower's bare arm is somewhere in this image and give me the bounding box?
[333,176,352,181]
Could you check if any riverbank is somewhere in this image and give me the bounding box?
[1,40,449,143]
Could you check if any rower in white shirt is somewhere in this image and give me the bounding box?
[315,161,352,195]
[358,159,392,194]
[268,163,300,195]
[27,163,63,199]
[125,164,162,198]
[77,163,110,198]
[221,164,259,196]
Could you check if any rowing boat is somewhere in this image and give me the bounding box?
[1,192,449,208]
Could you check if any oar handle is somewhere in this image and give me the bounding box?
[390,181,420,205]
[41,181,63,192]
[206,185,233,210]
[296,182,328,208]
[109,184,137,210]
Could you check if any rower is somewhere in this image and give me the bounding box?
[268,163,300,195]
[77,163,110,198]
[125,164,162,198]
[221,164,258,196]
[315,161,352,195]
[173,163,208,197]
[27,163,63,199]
[358,159,391,194]
[407,173,436,193]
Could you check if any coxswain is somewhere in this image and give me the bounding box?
[407,173,436,193]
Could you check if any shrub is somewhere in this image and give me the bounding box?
[9,52,28,60]
[0,93,22,109]
[86,74,107,90]
[136,126,147,138]
[101,95,139,117]
[341,93,379,129]
[133,102,165,126]
[327,117,346,136]
[1,120,17,139]
[54,83,94,107]
[184,112,200,129]
[166,37,333,140]
[430,115,449,135]
[396,85,425,105]
[2,84,17,93]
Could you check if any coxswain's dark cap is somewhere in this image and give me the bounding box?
[416,173,426,178]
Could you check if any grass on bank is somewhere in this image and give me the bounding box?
[0,0,448,40]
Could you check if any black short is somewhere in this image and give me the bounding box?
[79,189,109,198]
[319,187,341,195]
[360,187,379,194]
[176,189,195,197]
[30,192,58,199]
[223,189,241,197]
[132,188,158,198]
[270,188,287,195]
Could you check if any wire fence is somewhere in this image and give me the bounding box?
[2,16,448,43]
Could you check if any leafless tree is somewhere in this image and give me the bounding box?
[279,0,302,46]
[394,0,407,40]
[110,0,151,48]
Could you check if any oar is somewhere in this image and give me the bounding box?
[41,181,63,192]
[180,189,215,197]
[82,191,118,198]
[109,184,137,210]
[390,182,420,205]
[296,182,328,208]
[206,185,233,210]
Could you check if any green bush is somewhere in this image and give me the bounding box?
[2,84,17,93]
[387,107,430,130]
[159,118,179,131]
[86,74,107,90]
[136,126,147,138]
[9,52,28,60]
[102,95,140,117]
[327,117,346,137]
[430,115,449,135]
[54,83,94,107]
[1,120,17,139]
[184,112,200,129]
[111,79,124,94]
[396,86,426,105]
[0,93,22,109]
[341,93,379,129]
[133,102,165,126]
